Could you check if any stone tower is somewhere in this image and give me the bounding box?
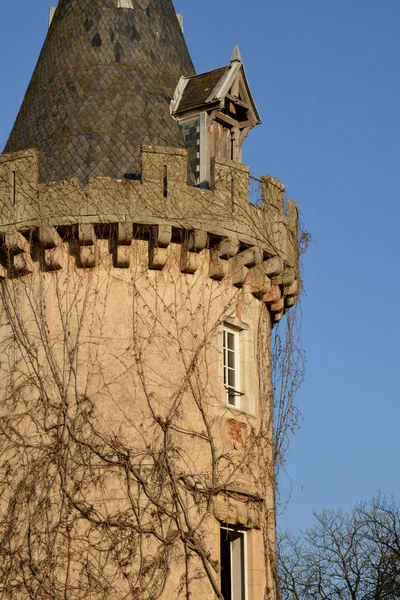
[0,1,300,599]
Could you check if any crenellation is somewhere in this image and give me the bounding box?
[0,149,39,226]
[262,176,285,213]
[0,147,298,274]
[212,156,251,214]
[0,146,300,322]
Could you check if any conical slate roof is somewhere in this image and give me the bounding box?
[4,0,195,182]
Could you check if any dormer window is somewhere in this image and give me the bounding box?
[171,46,261,187]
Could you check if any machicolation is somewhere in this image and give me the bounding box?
[0,146,299,326]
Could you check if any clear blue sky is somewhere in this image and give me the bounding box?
[1,0,399,534]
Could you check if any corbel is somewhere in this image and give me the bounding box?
[13,253,32,275]
[283,279,298,297]
[114,222,132,268]
[5,232,33,275]
[285,296,297,308]
[149,224,171,270]
[209,247,229,280]
[207,109,219,128]
[37,226,61,248]
[230,246,263,288]
[180,249,198,274]
[271,268,295,287]
[78,224,96,268]
[246,264,271,299]
[263,285,281,306]
[181,229,207,275]
[239,125,254,145]
[186,230,207,252]
[270,297,285,313]
[263,256,284,277]
[218,238,240,259]
[5,231,30,255]
[209,238,239,280]
[272,310,284,325]
[37,226,66,271]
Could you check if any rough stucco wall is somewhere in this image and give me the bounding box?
[0,239,274,598]
[0,146,297,599]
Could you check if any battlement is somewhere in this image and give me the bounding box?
[0,146,300,324]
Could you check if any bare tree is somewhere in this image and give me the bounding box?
[278,494,400,600]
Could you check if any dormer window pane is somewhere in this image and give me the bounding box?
[180,117,201,185]
[179,114,207,188]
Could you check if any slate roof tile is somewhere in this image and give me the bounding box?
[4,0,195,183]
[176,66,229,114]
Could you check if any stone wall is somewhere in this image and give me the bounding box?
[0,145,299,599]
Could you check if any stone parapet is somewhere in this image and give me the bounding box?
[0,145,300,324]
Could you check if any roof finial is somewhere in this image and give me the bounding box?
[230,45,242,63]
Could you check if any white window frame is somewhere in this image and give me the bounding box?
[220,525,247,600]
[223,326,242,408]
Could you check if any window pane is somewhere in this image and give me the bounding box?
[220,528,246,600]
[231,532,245,600]
[223,327,240,409]
[227,349,235,369]
[220,529,232,599]
[227,332,235,350]
[223,330,228,348]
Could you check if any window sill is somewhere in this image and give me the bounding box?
[214,399,258,422]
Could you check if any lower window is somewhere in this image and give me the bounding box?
[220,525,246,600]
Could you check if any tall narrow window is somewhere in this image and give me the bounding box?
[179,113,208,188]
[223,327,240,407]
[220,526,246,600]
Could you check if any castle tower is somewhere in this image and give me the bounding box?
[0,1,300,599]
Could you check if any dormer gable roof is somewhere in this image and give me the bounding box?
[171,46,261,126]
